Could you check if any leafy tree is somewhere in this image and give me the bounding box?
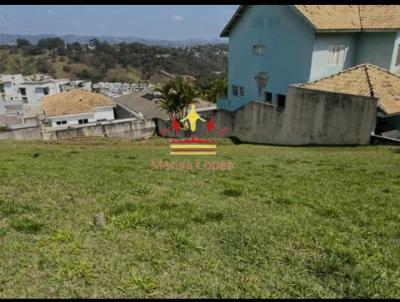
[26,46,45,56]
[155,77,199,121]
[36,58,53,74]
[16,38,31,48]
[37,37,65,52]
[71,42,82,52]
[200,77,227,103]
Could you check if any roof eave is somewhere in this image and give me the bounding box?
[289,5,318,32]
[220,5,247,38]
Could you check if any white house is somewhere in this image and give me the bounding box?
[0,74,24,101]
[42,89,116,127]
[0,74,71,104]
[18,78,70,104]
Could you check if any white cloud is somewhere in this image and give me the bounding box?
[45,9,56,14]
[171,14,183,22]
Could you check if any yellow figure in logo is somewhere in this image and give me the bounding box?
[180,104,206,132]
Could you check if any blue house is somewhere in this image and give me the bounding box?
[218,5,400,111]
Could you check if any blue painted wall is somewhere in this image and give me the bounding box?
[355,32,396,69]
[220,5,315,111]
[389,32,400,75]
[309,33,357,81]
[219,5,399,112]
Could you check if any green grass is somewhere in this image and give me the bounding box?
[0,137,399,298]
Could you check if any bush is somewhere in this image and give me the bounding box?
[62,65,71,73]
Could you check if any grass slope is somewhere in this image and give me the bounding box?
[0,138,399,298]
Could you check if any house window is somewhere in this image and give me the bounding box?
[78,119,89,124]
[277,94,286,108]
[232,85,244,96]
[232,85,239,96]
[253,45,265,56]
[22,97,28,104]
[328,45,346,65]
[56,120,67,125]
[396,45,400,66]
[43,87,50,95]
[19,88,26,96]
[265,91,273,103]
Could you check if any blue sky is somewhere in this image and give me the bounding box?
[0,5,238,40]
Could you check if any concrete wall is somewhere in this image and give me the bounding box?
[42,118,155,140]
[0,125,41,140]
[215,86,377,145]
[0,118,155,141]
[222,5,315,111]
[309,33,357,81]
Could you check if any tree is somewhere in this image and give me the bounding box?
[16,38,31,48]
[200,77,227,103]
[71,42,82,52]
[37,37,65,52]
[155,77,199,121]
[36,58,54,74]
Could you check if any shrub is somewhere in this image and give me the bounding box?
[62,65,71,73]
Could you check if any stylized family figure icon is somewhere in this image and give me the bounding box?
[171,104,215,135]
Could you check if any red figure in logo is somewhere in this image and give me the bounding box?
[206,116,215,135]
[171,118,181,136]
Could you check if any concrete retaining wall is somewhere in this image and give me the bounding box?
[0,125,41,140]
[42,118,155,140]
[0,118,155,141]
[159,86,377,146]
[215,86,377,145]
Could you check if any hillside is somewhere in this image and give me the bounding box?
[0,33,228,47]
[0,37,228,84]
[0,138,399,297]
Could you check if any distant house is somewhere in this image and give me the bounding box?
[218,5,400,111]
[42,90,116,127]
[114,92,216,121]
[18,79,69,104]
[0,74,24,101]
[0,74,70,103]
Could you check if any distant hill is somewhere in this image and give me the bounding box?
[0,36,228,84]
[0,33,227,47]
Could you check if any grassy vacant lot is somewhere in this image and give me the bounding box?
[0,137,399,298]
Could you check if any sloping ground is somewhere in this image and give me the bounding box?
[0,138,399,298]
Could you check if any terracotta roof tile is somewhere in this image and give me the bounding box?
[359,5,400,30]
[294,5,361,31]
[42,89,115,117]
[300,64,400,115]
[221,5,400,36]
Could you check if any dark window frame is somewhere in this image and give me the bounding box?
[277,94,286,108]
[265,91,273,103]
[78,119,89,124]
[232,85,239,96]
